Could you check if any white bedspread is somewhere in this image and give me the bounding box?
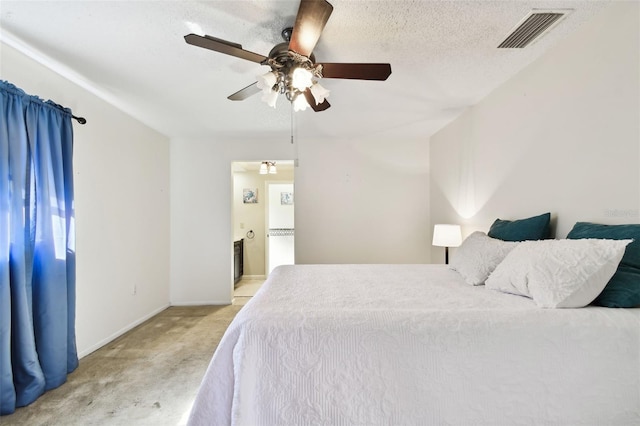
[188,264,640,425]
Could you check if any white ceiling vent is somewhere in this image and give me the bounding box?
[498,10,570,48]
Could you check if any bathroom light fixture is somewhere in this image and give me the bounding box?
[259,161,277,175]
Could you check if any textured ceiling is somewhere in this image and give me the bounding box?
[0,1,609,143]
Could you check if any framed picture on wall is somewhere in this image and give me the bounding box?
[280,192,293,205]
[243,188,258,204]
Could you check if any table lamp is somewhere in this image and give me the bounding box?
[432,224,462,264]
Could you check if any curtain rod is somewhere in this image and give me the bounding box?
[72,114,86,125]
[0,80,87,124]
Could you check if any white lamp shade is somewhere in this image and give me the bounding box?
[268,164,277,174]
[259,163,268,174]
[310,82,330,105]
[432,224,462,247]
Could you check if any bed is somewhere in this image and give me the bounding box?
[187,262,640,425]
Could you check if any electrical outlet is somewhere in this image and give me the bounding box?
[133,284,137,295]
[240,223,245,229]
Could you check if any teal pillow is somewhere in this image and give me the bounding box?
[487,212,551,242]
[567,222,640,269]
[567,222,640,308]
[591,266,640,308]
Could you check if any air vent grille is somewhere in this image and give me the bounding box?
[498,12,566,48]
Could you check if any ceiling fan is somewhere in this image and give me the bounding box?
[184,0,391,112]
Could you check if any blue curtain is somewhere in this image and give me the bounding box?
[0,80,77,415]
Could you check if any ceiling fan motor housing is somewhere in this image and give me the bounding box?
[267,42,316,67]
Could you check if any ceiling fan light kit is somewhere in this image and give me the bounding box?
[255,59,329,110]
[184,0,391,112]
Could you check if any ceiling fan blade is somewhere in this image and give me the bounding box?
[303,89,331,112]
[184,34,267,64]
[228,82,262,101]
[289,0,334,57]
[321,63,392,80]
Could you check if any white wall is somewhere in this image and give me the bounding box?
[171,131,430,304]
[295,134,431,264]
[429,1,640,263]
[1,43,171,357]
[170,138,294,305]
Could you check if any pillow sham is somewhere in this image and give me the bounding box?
[449,231,518,286]
[485,238,631,308]
[487,212,551,242]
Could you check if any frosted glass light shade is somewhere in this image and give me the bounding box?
[291,67,313,90]
[261,89,278,108]
[310,82,330,105]
[257,71,278,92]
[432,224,462,247]
[293,94,309,111]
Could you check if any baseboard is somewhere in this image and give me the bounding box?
[241,275,266,280]
[77,303,170,359]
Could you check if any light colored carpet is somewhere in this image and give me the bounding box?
[2,305,242,426]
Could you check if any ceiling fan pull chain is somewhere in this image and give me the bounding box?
[291,101,299,168]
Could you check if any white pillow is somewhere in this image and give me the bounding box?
[449,231,519,286]
[485,238,632,308]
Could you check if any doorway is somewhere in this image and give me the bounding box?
[231,161,295,283]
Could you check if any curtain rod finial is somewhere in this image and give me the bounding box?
[72,115,86,125]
